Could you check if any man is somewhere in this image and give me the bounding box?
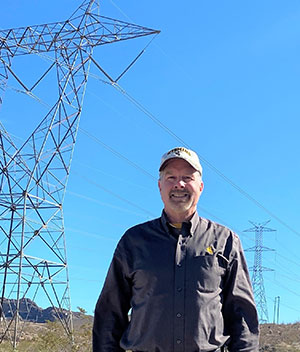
[93,147,259,352]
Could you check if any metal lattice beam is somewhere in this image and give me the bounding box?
[244,220,275,324]
[0,0,159,348]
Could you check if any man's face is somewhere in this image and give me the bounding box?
[158,159,204,221]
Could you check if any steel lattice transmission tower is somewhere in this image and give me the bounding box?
[244,220,275,324]
[0,0,159,347]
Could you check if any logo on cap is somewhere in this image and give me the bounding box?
[167,147,191,157]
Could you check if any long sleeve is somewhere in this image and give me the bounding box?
[92,245,132,352]
[223,236,259,352]
[93,216,259,351]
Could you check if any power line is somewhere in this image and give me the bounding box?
[66,227,119,242]
[4,19,299,242]
[266,295,300,315]
[5,31,300,241]
[73,159,151,190]
[87,60,300,240]
[72,171,156,218]
[66,190,152,218]
[266,260,300,282]
[79,127,156,180]
[277,273,300,285]
[265,276,300,300]
[6,127,251,240]
[275,252,300,269]
[106,0,300,240]
[111,82,300,238]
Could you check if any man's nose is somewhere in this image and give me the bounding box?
[174,179,186,188]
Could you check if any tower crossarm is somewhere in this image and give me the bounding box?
[261,266,274,272]
[244,226,276,233]
[245,246,275,252]
[0,15,160,58]
[248,266,274,272]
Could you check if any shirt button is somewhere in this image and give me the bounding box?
[176,339,182,344]
[177,287,182,292]
[176,313,182,318]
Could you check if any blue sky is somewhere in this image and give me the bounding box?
[1,0,300,324]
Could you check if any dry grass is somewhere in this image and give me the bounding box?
[0,321,300,351]
[260,323,300,352]
[0,316,92,352]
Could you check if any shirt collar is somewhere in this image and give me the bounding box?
[161,210,200,236]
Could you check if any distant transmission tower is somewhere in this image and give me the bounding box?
[0,0,159,348]
[273,296,280,324]
[244,220,275,323]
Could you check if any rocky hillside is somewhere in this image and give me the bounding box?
[1,298,81,323]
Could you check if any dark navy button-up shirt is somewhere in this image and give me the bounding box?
[93,211,259,352]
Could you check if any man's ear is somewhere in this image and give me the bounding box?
[158,180,162,192]
[200,181,204,192]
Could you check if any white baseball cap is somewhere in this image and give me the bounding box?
[159,147,202,176]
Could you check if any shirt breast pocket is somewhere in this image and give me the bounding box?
[192,254,227,293]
